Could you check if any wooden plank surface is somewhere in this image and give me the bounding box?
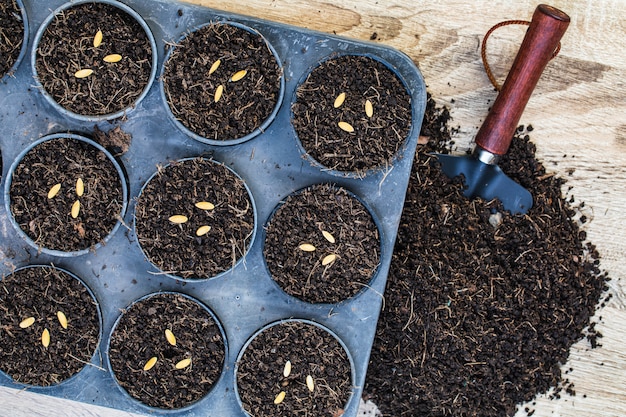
[2,0,625,415]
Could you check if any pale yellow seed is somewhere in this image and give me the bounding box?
[93,30,103,48]
[365,99,374,118]
[175,358,191,369]
[333,92,346,108]
[322,230,335,244]
[42,328,50,348]
[168,215,188,224]
[283,360,292,378]
[195,201,215,210]
[144,356,158,371]
[48,183,61,199]
[338,121,354,133]
[306,374,315,392]
[196,225,211,237]
[274,391,286,405]
[299,243,316,252]
[209,59,221,75]
[57,311,68,329]
[230,69,247,82]
[19,317,35,329]
[103,54,122,63]
[165,329,177,346]
[322,253,337,266]
[76,178,84,197]
[71,200,80,218]
[74,69,93,79]
[214,84,224,103]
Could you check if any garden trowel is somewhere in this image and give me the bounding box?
[434,4,570,214]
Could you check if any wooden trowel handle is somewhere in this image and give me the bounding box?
[475,4,570,156]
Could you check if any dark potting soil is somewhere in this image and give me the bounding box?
[162,23,282,141]
[364,95,610,416]
[292,55,412,174]
[264,183,380,304]
[0,0,24,79]
[134,158,254,279]
[108,293,225,409]
[35,2,153,116]
[9,137,125,253]
[0,266,100,386]
[236,321,352,417]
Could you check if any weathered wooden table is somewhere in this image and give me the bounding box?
[1,0,624,415]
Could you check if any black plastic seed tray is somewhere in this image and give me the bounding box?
[0,0,426,415]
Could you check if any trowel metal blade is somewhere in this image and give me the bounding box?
[435,154,533,214]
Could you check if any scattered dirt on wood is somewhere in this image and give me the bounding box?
[364,95,609,416]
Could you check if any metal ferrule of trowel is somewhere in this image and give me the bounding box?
[433,4,570,215]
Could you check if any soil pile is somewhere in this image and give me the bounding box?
[365,95,609,416]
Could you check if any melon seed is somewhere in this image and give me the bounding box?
[209,59,221,75]
[334,92,346,108]
[103,54,122,63]
[299,243,316,252]
[19,317,35,329]
[93,30,103,48]
[48,183,61,199]
[168,215,188,224]
[230,69,247,82]
[165,329,177,346]
[322,230,335,243]
[74,69,93,79]
[144,356,157,371]
[41,328,50,348]
[274,391,286,405]
[76,178,84,197]
[322,253,337,266]
[306,374,315,392]
[57,311,68,329]
[214,84,224,102]
[175,358,192,369]
[71,200,80,218]
[365,99,374,118]
[196,225,211,236]
[195,201,215,210]
[283,360,292,377]
[338,121,354,133]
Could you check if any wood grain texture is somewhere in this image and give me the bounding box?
[2,0,624,416]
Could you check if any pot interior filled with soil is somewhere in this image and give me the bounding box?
[263,183,380,304]
[134,157,255,280]
[0,265,101,386]
[0,0,28,81]
[161,21,283,144]
[5,133,127,256]
[292,54,413,176]
[236,319,353,417]
[108,292,226,410]
[32,0,156,120]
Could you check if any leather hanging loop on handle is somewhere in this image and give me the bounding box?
[474,4,570,156]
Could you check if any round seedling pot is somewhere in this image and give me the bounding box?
[0,0,29,82]
[263,183,382,304]
[161,21,284,145]
[0,265,102,387]
[235,319,355,417]
[292,54,414,178]
[31,0,157,121]
[4,133,129,257]
[107,292,227,410]
[134,157,256,280]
